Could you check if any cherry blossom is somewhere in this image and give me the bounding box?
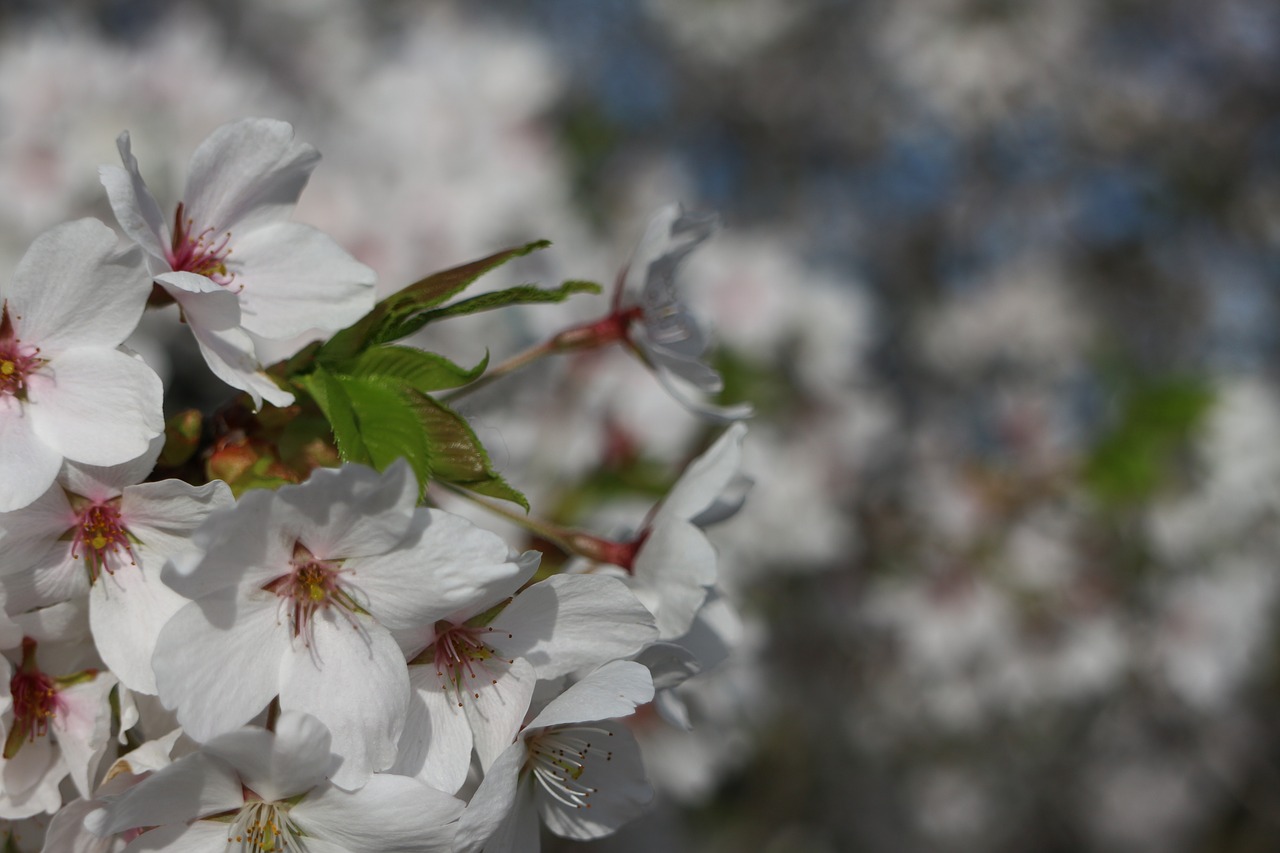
[152,460,534,790]
[0,439,232,695]
[0,219,161,513]
[456,660,655,853]
[0,637,116,819]
[618,205,752,422]
[85,712,463,852]
[396,573,657,795]
[100,118,377,408]
[577,423,750,639]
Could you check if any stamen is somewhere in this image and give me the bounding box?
[68,497,136,583]
[526,725,616,810]
[0,305,44,400]
[3,638,63,759]
[166,202,237,288]
[225,801,305,852]
[262,542,368,651]
[427,623,515,708]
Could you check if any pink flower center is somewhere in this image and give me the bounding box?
[3,639,63,759]
[0,305,43,401]
[263,543,364,647]
[70,498,135,582]
[166,202,235,287]
[430,622,515,708]
[8,671,58,744]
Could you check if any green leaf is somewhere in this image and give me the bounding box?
[333,376,434,492]
[296,367,370,465]
[1083,375,1214,506]
[318,240,551,360]
[404,391,529,510]
[379,279,603,341]
[341,346,489,393]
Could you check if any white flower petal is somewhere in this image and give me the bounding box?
[121,479,234,570]
[634,330,721,391]
[55,672,119,799]
[100,132,169,263]
[657,423,748,523]
[0,402,64,513]
[61,434,165,500]
[2,549,84,612]
[465,658,537,773]
[0,736,65,819]
[526,661,654,732]
[161,282,293,409]
[202,712,335,802]
[642,353,753,423]
[152,592,289,743]
[454,742,528,853]
[90,558,190,695]
[277,461,417,561]
[353,509,530,629]
[491,575,657,680]
[632,518,717,640]
[5,219,148,350]
[231,221,375,340]
[27,348,163,468]
[396,665,474,795]
[85,751,241,836]
[183,118,319,233]
[12,598,89,645]
[0,479,74,573]
[277,612,409,790]
[120,821,235,853]
[480,782,541,853]
[292,774,463,853]
[163,487,289,598]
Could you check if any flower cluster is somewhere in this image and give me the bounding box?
[0,119,750,851]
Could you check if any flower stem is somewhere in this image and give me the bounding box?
[439,339,556,404]
[432,483,639,569]
[440,307,640,405]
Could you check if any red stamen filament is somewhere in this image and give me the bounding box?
[431,623,515,708]
[4,639,62,759]
[70,499,135,583]
[263,544,364,648]
[167,202,236,287]
[0,306,43,400]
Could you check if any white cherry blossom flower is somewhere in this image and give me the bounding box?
[0,438,232,695]
[0,637,116,819]
[396,573,657,795]
[153,460,531,790]
[85,712,463,853]
[576,423,750,639]
[42,728,182,853]
[100,118,377,408]
[619,205,752,422]
[0,219,161,513]
[456,660,655,853]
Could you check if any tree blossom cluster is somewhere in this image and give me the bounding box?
[0,118,751,852]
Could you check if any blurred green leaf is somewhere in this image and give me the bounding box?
[1083,376,1214,506]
